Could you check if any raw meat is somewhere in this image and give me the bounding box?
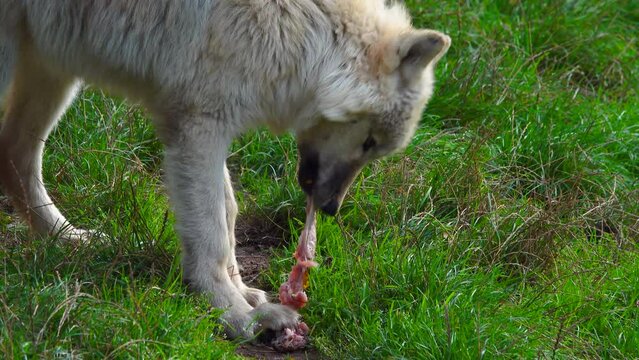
[272,198,317,351]
[279,198,317,308]
[270,322,310,352]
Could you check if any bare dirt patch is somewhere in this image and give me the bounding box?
[236,343,322,360]
[234,212,290,287]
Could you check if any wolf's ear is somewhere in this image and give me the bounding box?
[380,30,450,80]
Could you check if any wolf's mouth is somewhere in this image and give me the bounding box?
[318,198,339,216]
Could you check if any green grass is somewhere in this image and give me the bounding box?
[1,0,638,358]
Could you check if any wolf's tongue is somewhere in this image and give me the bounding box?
[273,197,317,351]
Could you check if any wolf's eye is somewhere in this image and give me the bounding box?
[362,136,377,152]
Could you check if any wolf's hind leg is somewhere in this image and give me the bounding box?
[223,165,268,307]
[0,46,87,241]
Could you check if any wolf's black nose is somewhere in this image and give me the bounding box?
[319,199,339,216]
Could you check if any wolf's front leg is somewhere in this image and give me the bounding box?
[223,165,268,307]
[162,122,298,339]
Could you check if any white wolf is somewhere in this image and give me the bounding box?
[0,0,450,339]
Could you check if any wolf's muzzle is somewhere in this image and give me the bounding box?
[297,145,363,217]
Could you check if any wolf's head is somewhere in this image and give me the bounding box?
[296,11,450,215]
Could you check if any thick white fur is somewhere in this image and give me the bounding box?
[0,0,450,339]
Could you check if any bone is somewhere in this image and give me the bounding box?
[272,197,317,351]
[279,198,317,308]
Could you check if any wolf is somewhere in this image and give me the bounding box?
[0,0,450,339]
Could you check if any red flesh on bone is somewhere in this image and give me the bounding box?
[279,198,317,308]
[272,198,317,351]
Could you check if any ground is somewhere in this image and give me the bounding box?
[1,0,638,359]
[234,214,289,288]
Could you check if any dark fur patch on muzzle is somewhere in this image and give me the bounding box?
[297,145,319,195]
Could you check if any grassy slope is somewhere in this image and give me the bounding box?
[1,0,638,358]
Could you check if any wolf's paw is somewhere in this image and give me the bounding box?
[219,307,259,339]
[57,227,107,244]
[250,302,300,332]
[241,286,268,307]
[220,302,299,340]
